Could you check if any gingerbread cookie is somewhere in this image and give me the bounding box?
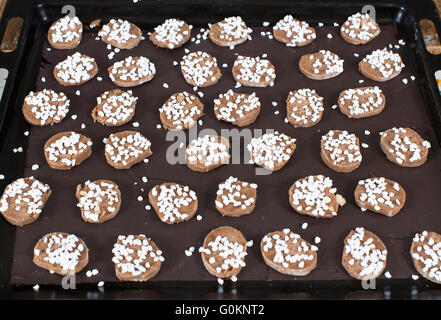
[247,132,296,171]
[185,135,230,172]
[213,90,261,127]
[209,16,252,47]
[359,48,404,81]
[159,92,204,130]
[341,12,380,45]
[33,232,89,276]
[342,227,387,280]
[411,231,441,284]
[91,89,137,126]
[108,56,156,87]
[261,229,318,276]
[321,130,362,173]
[112,234,164,282]
[380,127,431,167]
[286,89,324,127]
[54,53,98,86]
[22,89,70,126]
[99,19,142,49]
[215,177,257,217]
[104,131,152,169]
[355,177,405,217]
[232,55,276,87]
[48,15,83,49]
[299,50,344,80]
[0,177,51,226]
[273,15,316,47]
[149,183,198,224]
[76,179,122,223]
[44,131,92,170]
[199,226,248,279]
[338,86,385,119]
[180,51,222,87]
[150,18,192,49]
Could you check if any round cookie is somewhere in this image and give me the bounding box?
[209,16,252,47]
[76,179,122,223]
[159,92,204,130]
[359,48,404,82]
[232,55,276,87]
[33,232,89,276]
[261,229,318,276]
[180,51,222,87]
[213,90,261,127]
[299,50,344,80]
[215,176,257,217]
[355,177,405,217]
[22,89,70,126]
[47,15,83,49]
[54,52,98,86]
[0,177,51,226]
[99,19,142,49]
[320,130,362,173]
[91,89,138,126]
[199,226,248,279]
[341,12,380,45]
[342,227,387,280]
[112,234,164,282]
[286,88,324,127]
[247,132,297,171]
[380,127,431,167]
[150,18,192,49]
[185,135,230,172]
[411,231,441,284]
[44,131,93,170]
[104,130,152,169]
[273,15,316,47]
[108,56,156,87]
[338,86,385,119]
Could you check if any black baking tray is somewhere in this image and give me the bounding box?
[1,0,441,299]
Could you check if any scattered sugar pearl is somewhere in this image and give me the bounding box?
[47,47,52,51]
[33,284,40,291]
[75,90,81,96]
[81,123,86,129]
[318,22,324,27]
[364,130,371,135]
[354,53,359,57]
[163,83,169,88]
[327,33,333,39]
[301,222,308,230]
[274,110,279,115]
[32,164,39,171]
[98,281,104,287]
[156,124,162,129]
[222,63,228,68]
[411,274,419,280]
[41,77,46,83]
[196,215,202,221]
[71,114,78,120]
[402,78,408,85]
[132,122,139,127]
[272,101,278,107]
[246,240,253,247]
[333,22,339,26]
[411,75,415,81]
[86,270,92,277]
[0,174,4,180]
[24,131,29,136]
[17,147,23,152]
[198,119,203,126]
[231,275,238,282]
[331,104,338,109]
[361,143,369,148]
[217,278,224,285]
[185,249,193,256]
[314,236,321,244]
[143,158,149,163]
[262,21,270,27]
[137,196,143,201]
[142,176,148,183]
[173,61,178,66]
[385,271,392,278]
[97,76,102,81]
[145,205,151,210]
[197,91,204,98]
[358,79,364,83]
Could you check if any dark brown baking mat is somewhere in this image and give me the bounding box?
[9,24,441,285]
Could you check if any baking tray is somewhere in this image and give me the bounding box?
[1,0,441,299]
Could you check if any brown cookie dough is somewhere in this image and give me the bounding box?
[215,177,257,217]
[411,231,441,284]
[91,89,137,126]
[149,183,198,224]
[44,131,93,170]
[22,89,70,126]
[261,229,318,276]
[54,52,98,86]
[185,135,230,172]
[76,179,122,223]
[299,50,344,80]
[112,234,164,282]
[108,56,156,87]
[321,130,362,173]
[48,15,83,49]
[380,127,431,167]
[232,55,276,87]
[104,130,152,169]
[98,19,142,49]
[33,232,89,276]
[355,177,406,217]
[341,12,380,45]
[159,92,204,130]
[273,15,316,47]
[286,89,324,127]
[247,132,296,171]
[213,90,261,127]
[338,86,385,118]
[0,177,51,226]
[359,48,404,81]
[209,16,252,47]
[342,227,387,280]
[199,226,248,279]
[180,51,222,87]
[150,18,192,49]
